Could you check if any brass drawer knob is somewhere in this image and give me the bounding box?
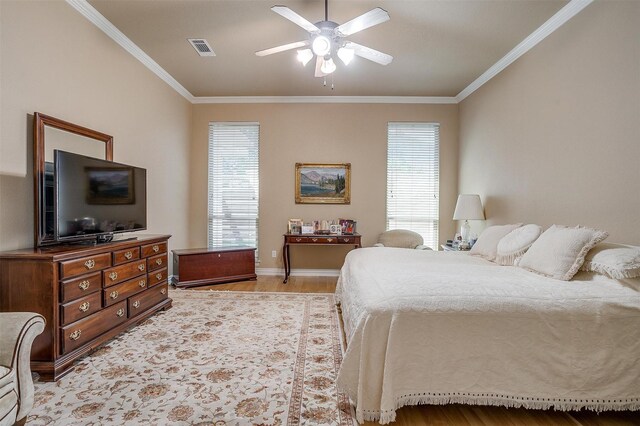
[295,238,302,242]
[116,308,125,317]
[84,259,95,269]
[312,238,318,242]
[70,330,82,340]
[133,300,140,309]
[124,251,133,260]
[109,271,118,281]
[79,302,90,312]
[161,288,166,295]
[138,264,145,272]
[110,290,119,300]
[156,259,162,265]
[327,238,333,242]
[152,245,159,253]
[155,273,162,280]
[78,280,90,291]
[138,280,146,288]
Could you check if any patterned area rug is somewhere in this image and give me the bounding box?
[28,290,355,425]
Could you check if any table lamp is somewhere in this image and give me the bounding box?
[453,194,485,242]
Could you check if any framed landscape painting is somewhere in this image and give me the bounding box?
[295,163,351,204]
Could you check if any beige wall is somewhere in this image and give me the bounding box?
[459,1,640,244]
[191,103,458,269]
[0,1,192,258]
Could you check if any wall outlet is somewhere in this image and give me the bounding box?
[271,250,277,258]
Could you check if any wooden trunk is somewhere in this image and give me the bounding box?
[171,246,256,288]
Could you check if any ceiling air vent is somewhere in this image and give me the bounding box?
[188,38,216,57]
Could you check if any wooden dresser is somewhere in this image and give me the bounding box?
[0,235,171,381]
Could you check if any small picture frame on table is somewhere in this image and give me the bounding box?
[288,219,302,234]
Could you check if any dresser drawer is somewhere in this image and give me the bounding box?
[148,268,167,287]
[337,236,358,244]
[61,272,101,303]
[61,301,127,353]
[306,236,338,244]
[103,275,148,307]
[60,253,111,280]
[102,259,146,287]
[61,292,102,326]
[112,247,141,266]
[288,236,310,243]
[128,283,168,318]
[147,253,167,272]
[141,242,167,258]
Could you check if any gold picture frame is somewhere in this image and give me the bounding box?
[295,163,351,204]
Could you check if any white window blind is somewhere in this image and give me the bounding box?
[387,122,440,248]
[208,123,259,254]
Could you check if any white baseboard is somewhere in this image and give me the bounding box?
[256,268,340,277]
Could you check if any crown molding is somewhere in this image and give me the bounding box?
[68,0,592,105]
[192,96,457,104]
[455,0,594,102]
[66,0,195,103]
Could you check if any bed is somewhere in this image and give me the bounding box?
[335,247,640,424]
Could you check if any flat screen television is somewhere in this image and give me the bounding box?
[54,150,147,243]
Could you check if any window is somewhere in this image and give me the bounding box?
[386,122,440,248]
[208,123,259,255]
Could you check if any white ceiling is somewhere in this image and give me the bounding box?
[87,0,569,98]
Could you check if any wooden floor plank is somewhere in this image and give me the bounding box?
[180,275,640,426]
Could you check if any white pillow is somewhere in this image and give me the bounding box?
[518,225,608,281]
[581,242,640,279]
[495,224,543,266]
[469,224,523,261]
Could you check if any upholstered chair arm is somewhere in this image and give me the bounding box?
[0,313,45,422]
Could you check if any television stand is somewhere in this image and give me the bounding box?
[0,234,171,381]
[96,234,114,244]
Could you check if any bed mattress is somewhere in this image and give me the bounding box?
[335,247,640,424]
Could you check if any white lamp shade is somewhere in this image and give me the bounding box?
[296,49,313,66]
[337,47,355,65]
[453,194,485,220]
[320,57,336,74]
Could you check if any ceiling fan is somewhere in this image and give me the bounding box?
[255,0,393,77]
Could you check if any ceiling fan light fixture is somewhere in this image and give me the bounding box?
[297,49,314,66]
[312,35,331,56]
[320,57,337,74]
[337,47,355,65]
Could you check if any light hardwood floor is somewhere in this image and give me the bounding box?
[186,275,640,426]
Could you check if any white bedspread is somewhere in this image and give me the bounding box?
[335,248,640,424]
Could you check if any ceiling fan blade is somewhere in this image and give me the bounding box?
[255,40,309,57]
[335,8,390,37]
[271,6,320,33]
[345,42,393,65]
[314,56,328,78]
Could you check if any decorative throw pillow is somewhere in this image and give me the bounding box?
[581,242,640,279]
[518,225,609,280]
[469,224,523,261]
[495,224,543,266]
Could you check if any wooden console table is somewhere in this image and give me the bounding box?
[282,233,361,283]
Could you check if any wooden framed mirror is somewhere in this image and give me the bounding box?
[34,112,113,246]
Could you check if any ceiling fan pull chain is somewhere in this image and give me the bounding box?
[323,77,327,87]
